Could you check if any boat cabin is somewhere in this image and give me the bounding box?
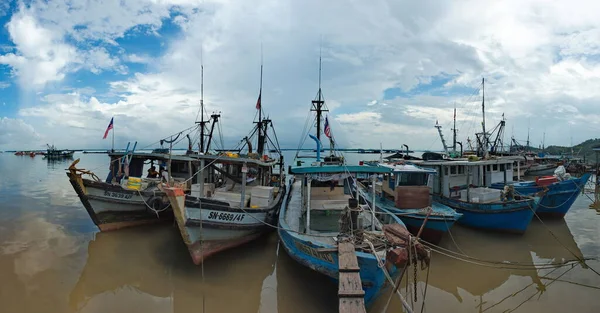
[289,165,393,236]
[413,159,515,199]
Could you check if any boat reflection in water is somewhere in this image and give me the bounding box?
[371,219,587,313]
[69,224,279,313]
[68,224,339,313]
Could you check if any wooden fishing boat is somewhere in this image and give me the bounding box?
[490,171,590,218]
[164,153,285,264]
[414,158,539,233]
[359,163,462,244]
[163,63,287,264]
[278,61,429,308]
[67,147,193,231]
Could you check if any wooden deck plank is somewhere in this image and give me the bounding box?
[338,272,365,297]
[338,242,360,272]
[338,241,367,313]
[339,298,367,313]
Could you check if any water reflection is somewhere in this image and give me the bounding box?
[69,225,277,313]
[372,218,593,313]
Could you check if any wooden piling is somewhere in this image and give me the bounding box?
[338,241,366,313]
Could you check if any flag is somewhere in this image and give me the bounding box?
[103,117,114,139]
[256,92,261,110]
[324,116,331,138]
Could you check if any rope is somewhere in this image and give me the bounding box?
[364,239,415,313]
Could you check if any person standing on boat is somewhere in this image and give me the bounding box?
[159,166,169,184]
[147,166,158,178]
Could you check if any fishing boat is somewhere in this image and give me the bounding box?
[415,158,539,233]
[66,142,192,231]
[490,168,590,218]
[45,144,75,159]
[163,63,287,264]
[278,58,429,308]
[359,163,462,244]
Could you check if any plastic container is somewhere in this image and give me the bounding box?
[126,177,142,190]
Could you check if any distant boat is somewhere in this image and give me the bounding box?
[360,163,462,244]
[525,163,559,176]
[415,158,539,233]
[490,170,590,218]
[45,144,74,159]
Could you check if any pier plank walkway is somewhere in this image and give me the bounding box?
[338,241,366,313]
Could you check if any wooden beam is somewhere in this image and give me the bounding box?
[338,241,366,313]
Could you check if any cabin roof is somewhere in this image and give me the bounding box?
[108,152,278,166]
[379,163,436,173]
[411,158,515,166]
[290,164,391,174]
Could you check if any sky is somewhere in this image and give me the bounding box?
[1,0,600,152]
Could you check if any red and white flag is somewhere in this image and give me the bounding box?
[103,117,114,139]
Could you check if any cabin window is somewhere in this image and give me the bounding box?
[450,166,457,175]
[397,173,429,186]
[486,165,491,171]
[493,164,498,171]
[500,164,505,171]
[444,167,449,175]
[507,164,512,170]
[458,166,465,174]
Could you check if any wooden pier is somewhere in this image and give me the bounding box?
[338,241,366,313]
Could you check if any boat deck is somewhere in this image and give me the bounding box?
[284,179,380,246]
[338,241,366,313]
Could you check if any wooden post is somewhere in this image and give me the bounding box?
[306,177,312,234]
[466,166,471,202]
[199,159,205,197]
[240,162,247,209]
[517,161,521,181]
[371,174,376,231]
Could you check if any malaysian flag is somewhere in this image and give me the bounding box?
[324,116,331,138]
[103,117,114,139]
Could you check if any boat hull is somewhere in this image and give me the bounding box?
[278,226,399,307]
[491,173,590,219]
[67,172,172,231]
[165,186,285,264]
[434,195,536,233]
[278,180,406,307]
[400,216,455,244]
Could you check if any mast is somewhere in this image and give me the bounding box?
[526,119,530,153]
[196,50,208,153]
[481,77,487,154]
[256,61,265,156]
[452,104,457,152]
[311,49,328,142]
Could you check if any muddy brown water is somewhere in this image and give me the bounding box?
[1,153,599,313]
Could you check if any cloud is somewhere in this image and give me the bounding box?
[1,0,600,151]
[0,10,77,87]
[0,117,42,149]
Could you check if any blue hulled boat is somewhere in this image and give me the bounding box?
[414,158,539,233]
[279,164,418,306]
[358,163,462,244]
[278,65,429,307]
[490,172,590,218]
